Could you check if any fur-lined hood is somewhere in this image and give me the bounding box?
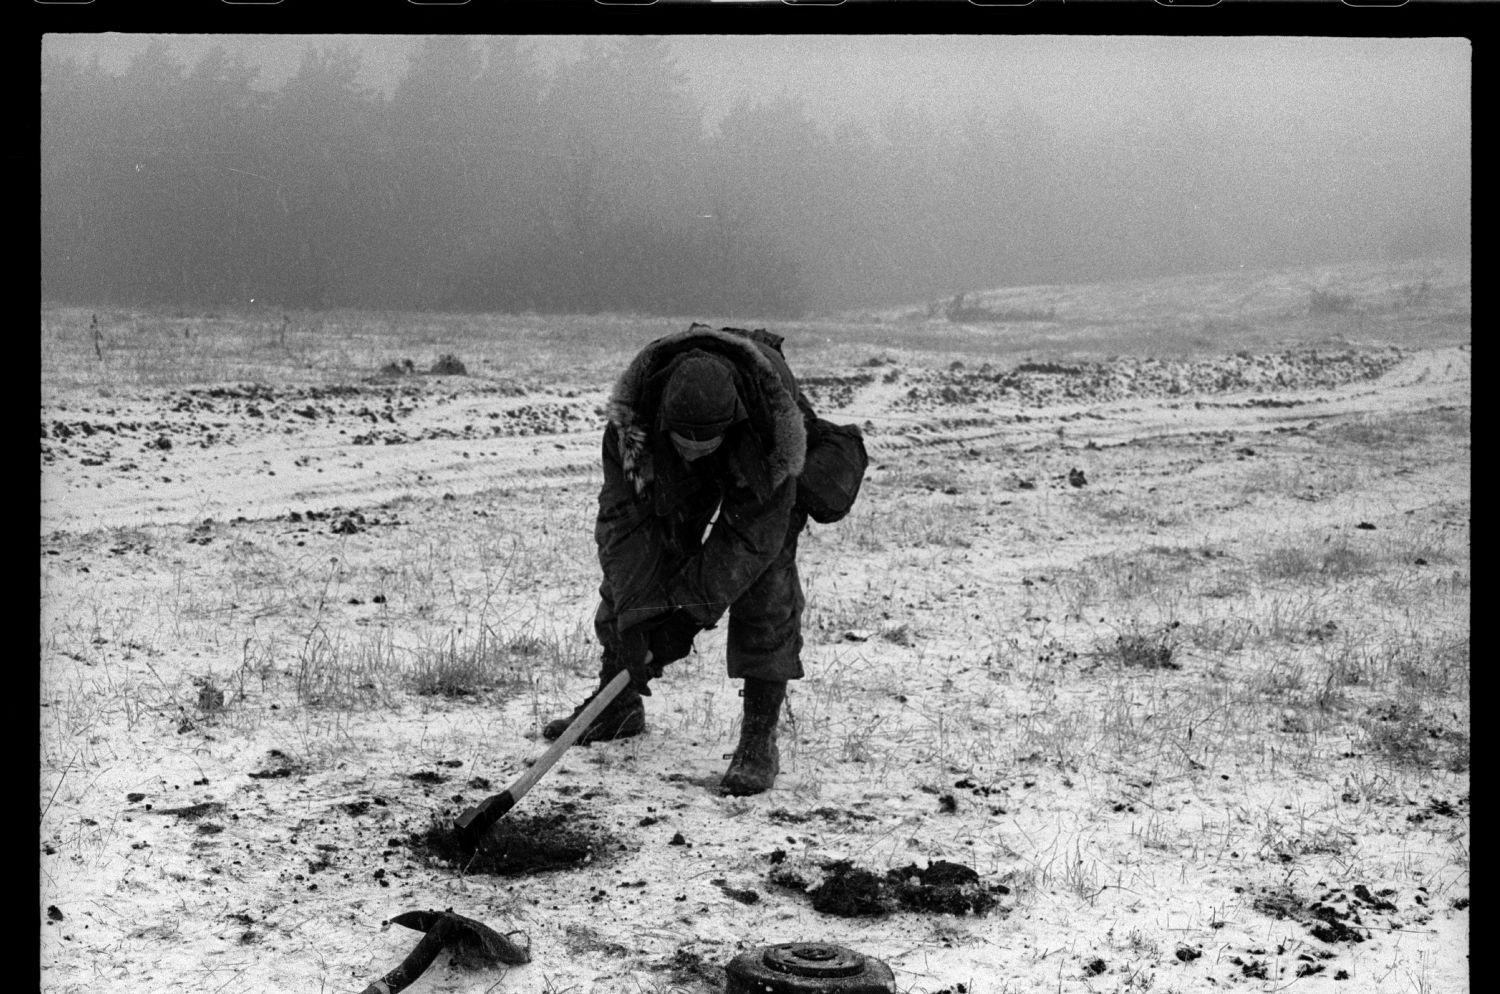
[606,324,806,501]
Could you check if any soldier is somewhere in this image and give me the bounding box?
[543,324,865,795]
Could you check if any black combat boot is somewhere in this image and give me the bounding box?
[721,678,786,796]
[542,659,645,744]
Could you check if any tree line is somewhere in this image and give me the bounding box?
[41,37,1468,318]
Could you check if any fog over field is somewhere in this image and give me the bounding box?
[41,34,1470,316]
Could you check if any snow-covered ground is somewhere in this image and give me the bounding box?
[41,263,1469,993]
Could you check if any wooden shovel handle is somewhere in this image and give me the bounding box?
[513,668,632,800]
[454,669,633,840]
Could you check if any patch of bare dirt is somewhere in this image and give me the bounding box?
[410,804,625,877]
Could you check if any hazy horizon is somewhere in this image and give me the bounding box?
[41,34,1470,314]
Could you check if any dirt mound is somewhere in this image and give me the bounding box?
[430,354,467,376]
[800,373,875,408]
[887,861,1003,915]
[409,805,624,876]
[769,857,1008,918]
[896,348,1407,410]
[40,378,583,474]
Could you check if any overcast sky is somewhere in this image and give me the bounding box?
[42,33,1471,143]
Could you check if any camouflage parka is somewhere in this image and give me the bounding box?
[596,324,811,646]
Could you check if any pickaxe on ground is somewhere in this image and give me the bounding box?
[359,908,530,994]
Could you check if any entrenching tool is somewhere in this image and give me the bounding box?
[453,668,633,845]
[359,908,530,994]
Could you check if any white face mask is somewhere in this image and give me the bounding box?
[670,431,723,462]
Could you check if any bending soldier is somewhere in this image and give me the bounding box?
[543,324,865,796]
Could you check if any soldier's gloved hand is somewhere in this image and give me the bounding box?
[648,609,700,665]
[620,628,661,696]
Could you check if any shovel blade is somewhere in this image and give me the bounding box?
[452,790,516,845]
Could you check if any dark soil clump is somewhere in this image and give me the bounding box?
[713,879,762,905]
[1251,883,1371,945]
[1308,904,1366,944]
[1352,884,1398,912]
[157,801,225,821]
[409,807,620,876]
[773,858,1007,919]
[811,861,891,917]
[888,860,1003,915]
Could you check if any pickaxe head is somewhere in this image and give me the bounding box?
[359,909,530,994]
[392,909,531,968]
